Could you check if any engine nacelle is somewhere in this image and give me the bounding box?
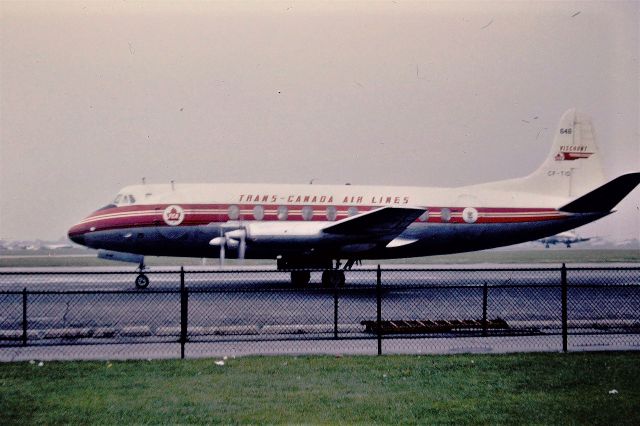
[244,222,327,245]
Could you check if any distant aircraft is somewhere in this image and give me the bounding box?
[43,243,73,250]
[68,109,640,288]
[538,231,591,248]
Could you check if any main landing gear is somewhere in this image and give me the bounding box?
[284,259,359,288]
[290,269,344,287]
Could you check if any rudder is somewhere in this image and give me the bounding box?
[523,108,606,197]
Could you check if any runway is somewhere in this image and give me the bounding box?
[1,265,639,360]
[1,263,639,291]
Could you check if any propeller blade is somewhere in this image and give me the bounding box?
[219,228,226,267]
[225,229,247,261]
[211,227,247,266]
[238,234,246,260]
[209,237,224,246]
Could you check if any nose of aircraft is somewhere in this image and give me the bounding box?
[68,224,86,246]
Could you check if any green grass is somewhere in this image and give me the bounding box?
[1,353,639,424]
[1,249,638,268]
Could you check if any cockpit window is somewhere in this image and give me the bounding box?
[97,204,117,211]
[112,194,136,206]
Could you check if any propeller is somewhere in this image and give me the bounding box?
[209,229,226,267]
[226,229,247,261]
[209,227,247,267]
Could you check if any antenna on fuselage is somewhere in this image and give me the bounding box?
[171,180,175,191]
[142,177,146,185]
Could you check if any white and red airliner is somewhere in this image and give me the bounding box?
[68,109,639,288]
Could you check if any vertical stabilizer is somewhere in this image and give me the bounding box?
[488,109,606,198]
[534,109,605,196]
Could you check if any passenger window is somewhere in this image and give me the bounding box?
[301,206,314,221]
[348,206,359,217]
[419,209,429,222]
[326,206,337,221]
[228,205,240,220]
[277,205,288,220]
[253,205,265,221]
[440,208,451,223]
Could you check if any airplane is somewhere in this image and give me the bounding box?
[538,231,591,248]
[68,109,640,288]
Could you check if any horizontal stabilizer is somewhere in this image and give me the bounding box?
[559,173,640,213]
[322,207,425,238]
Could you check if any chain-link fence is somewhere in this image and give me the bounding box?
[0,266,638,359]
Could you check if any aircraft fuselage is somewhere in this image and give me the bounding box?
[68,183,607,261]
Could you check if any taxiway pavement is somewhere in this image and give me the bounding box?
[1,265,638,360]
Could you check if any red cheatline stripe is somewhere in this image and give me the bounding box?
[74,205,569,232]
[80,205,564,223]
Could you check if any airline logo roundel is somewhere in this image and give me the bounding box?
[163,205,185,226]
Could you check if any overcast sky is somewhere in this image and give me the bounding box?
[1,1,638,243]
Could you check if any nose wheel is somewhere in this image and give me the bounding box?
[134,259,149,289]
[135,273,150,289]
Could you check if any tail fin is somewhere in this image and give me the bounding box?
[521,108,606,197]
[476,109,607,198]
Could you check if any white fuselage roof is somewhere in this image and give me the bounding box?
[115,182,569,209]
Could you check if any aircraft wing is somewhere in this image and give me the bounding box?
[321,206,425,243]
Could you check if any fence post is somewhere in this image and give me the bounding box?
[22,287,27,346]
[333,279,339,339]
[561,263,568,353]
[482,282,488,337]
[376,265,382,356]
[180,267,188,359]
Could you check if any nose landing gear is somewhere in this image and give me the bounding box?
[135,273,150,289]
[134,259,149,289]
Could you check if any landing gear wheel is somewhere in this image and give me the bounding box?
[135,273,150,289]
[321,270,345,288]
[291,271,311,287]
